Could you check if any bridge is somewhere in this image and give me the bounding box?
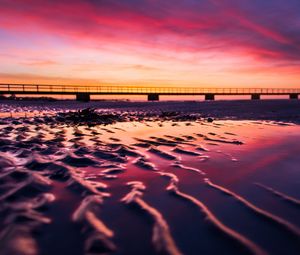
[0,83,299,101]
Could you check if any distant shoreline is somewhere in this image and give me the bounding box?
[1,99,300,124]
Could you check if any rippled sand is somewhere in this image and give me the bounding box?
[0,104,300,255]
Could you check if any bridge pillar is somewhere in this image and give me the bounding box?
[205,94,215,100]
[148,94,159,101]
[76,93,90,102]
[289,93,299,99]
[251,94,260,100]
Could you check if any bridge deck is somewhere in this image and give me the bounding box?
[1,83,300,95]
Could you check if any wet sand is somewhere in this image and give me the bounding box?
[1,99,300,123]
[0,100,300,255]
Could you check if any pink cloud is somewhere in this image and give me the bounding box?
[0,0,300,87]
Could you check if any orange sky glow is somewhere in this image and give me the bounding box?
[0,0,300,88]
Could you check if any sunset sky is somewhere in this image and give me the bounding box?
[0,0,300,88]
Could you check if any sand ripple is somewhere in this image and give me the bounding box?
[160,173,267,255]
[122,181,182,255]
[0,112,299,255]
[205,179,300,238]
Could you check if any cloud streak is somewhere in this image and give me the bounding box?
[0,0,300,86]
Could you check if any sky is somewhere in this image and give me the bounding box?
[0,0,300,88]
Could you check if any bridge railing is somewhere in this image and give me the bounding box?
[0,83,300,94]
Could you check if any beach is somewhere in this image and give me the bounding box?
[0,99,299,255]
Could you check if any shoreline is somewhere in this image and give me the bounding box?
[1,99,300,124]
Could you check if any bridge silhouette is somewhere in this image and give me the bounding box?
[0,83,299,101]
